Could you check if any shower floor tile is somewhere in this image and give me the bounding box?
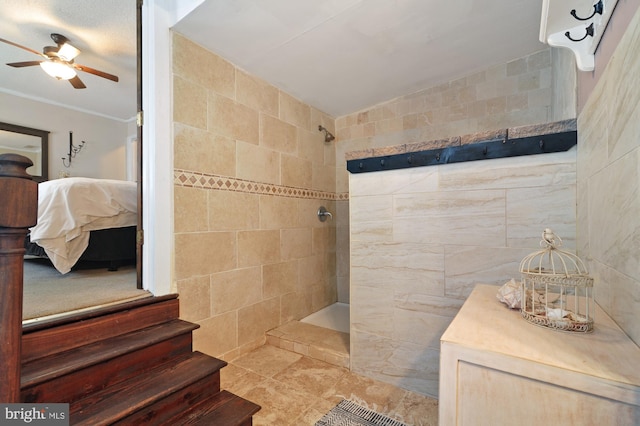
[267,320,350,368]
[301,302,350,333]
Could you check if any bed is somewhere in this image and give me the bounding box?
[26,177,137,274]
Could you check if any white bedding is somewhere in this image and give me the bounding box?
[29,177,137,274]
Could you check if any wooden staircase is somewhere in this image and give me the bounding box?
[21,295,260,425]
[0,151,259,424]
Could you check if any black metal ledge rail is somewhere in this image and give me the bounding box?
[347,130,577,174]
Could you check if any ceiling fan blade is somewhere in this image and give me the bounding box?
[0,37,45,57]
[7,61,43,68]
[69,75,86,89]
[74,64,119,82]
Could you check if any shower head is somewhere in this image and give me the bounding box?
[318,125,335,143]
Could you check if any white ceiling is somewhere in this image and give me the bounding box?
[174,0,546,117]
[0,0,547,121]
[0,0,136,121]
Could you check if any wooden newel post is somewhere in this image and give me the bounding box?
[0,154,37,402]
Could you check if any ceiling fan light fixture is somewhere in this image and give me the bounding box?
[40,60,77,80]
[1,33,118,89]
[58,42,80,61]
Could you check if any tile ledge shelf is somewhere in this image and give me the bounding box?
[345,119,577,174]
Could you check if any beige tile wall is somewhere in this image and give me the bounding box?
[334,48,576,303]
[577,8,640,346]
[344,48,578,397]
[335,48,575,193]
[349,150,577,398]
[172,32,341,360]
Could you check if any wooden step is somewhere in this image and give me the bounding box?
[21,319,199,403]
[19,295,260,424]
[171,390,261,426]
[22,295,180,363]
[70,352,227,425]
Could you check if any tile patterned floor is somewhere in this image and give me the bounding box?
[223,327,439,425]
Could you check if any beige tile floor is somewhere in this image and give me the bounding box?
[222,343,439,425]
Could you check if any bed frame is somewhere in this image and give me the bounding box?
[26,226,136,271]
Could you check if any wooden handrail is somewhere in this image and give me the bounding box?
[0,153,37,402]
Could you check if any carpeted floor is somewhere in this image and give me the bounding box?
[23,258,151,321]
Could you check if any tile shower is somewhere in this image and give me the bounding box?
[172,32,342,362]
[171,24,585,399]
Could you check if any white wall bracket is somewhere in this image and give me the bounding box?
[540,0,619,71]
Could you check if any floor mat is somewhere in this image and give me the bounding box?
[315,400,409,426]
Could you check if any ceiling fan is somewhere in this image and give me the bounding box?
[0,33,119,89]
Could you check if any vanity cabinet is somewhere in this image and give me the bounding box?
[439,284,640,425]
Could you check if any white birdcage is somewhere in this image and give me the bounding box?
[519,229,594,333]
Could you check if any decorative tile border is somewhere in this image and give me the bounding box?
[174,169,349,201]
